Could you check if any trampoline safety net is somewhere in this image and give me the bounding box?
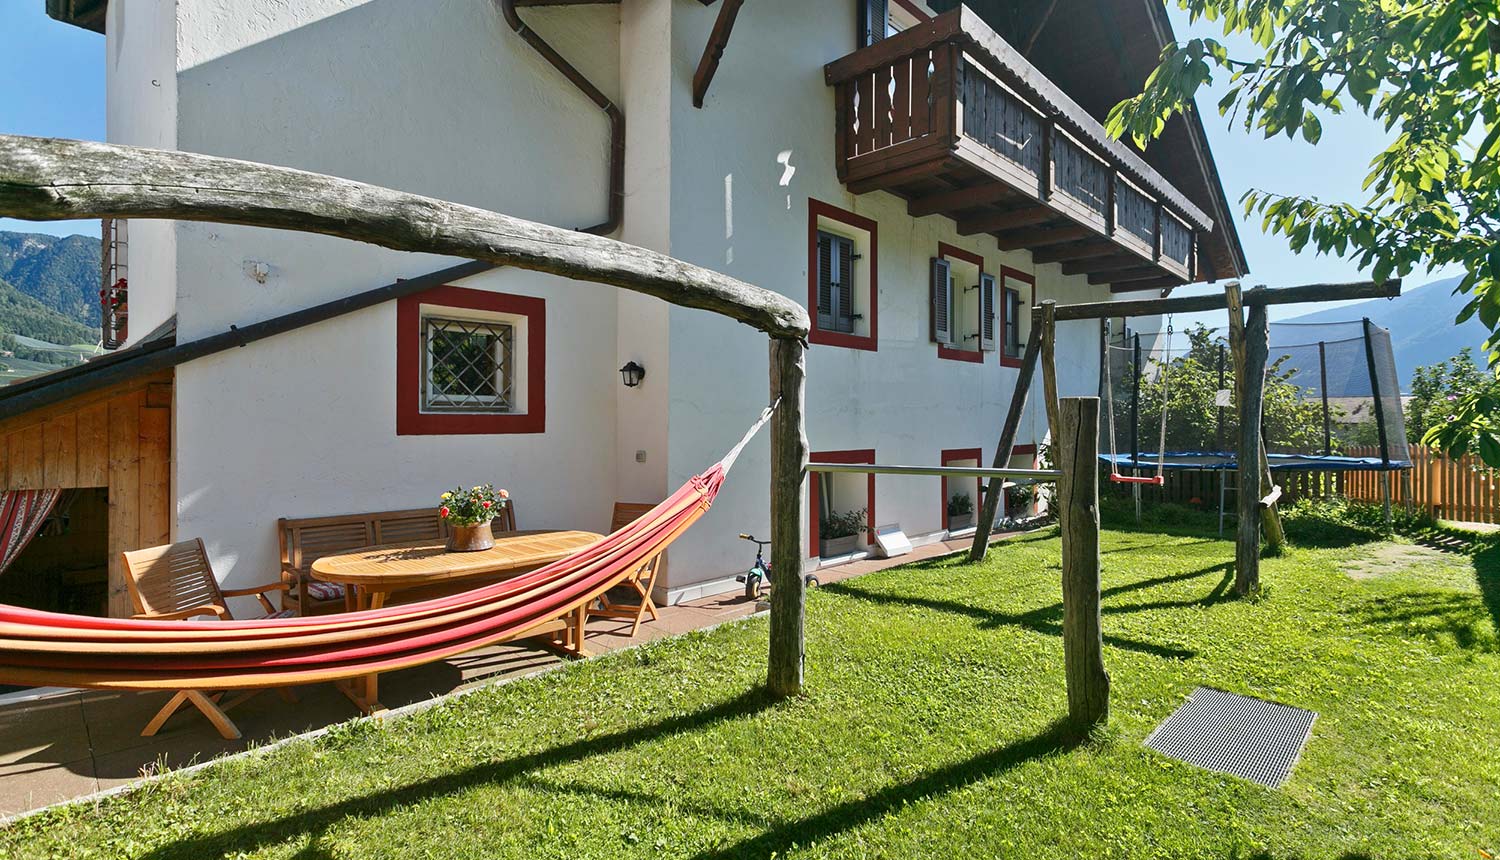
[1101,318,1410,474]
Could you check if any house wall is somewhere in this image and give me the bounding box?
[658,0,1111,599]
[104,0,177,344]
[160,0,625,600]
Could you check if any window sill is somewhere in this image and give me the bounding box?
[811,328,878,351]
[937,344,985,363]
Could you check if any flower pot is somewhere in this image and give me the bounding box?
[818,534,861,558]
[446,520,495,552]
[948,512,973,530]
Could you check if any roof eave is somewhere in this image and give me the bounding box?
[44,0,107,34]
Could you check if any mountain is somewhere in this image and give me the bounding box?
[0,278,99,347]
[1279,276,1486,387]
[0,231,102,328]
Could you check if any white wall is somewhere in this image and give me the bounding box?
[166,0,624,591]
[105,0,177,344]
[657,0,1112,598]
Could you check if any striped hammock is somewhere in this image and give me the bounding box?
[0,407,775,691]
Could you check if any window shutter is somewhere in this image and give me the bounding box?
[816,233,835,330]
[859,0,888,47]
[979,272,997,352]
[836,236,855,329]
[930,257,953,345]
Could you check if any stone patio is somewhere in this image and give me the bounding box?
[0,535,1007,818]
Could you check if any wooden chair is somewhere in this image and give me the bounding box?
[587,502,663,636]
[121,539,297,740]
[279,508,450,616]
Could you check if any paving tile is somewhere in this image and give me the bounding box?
[0,695,88,768]
[0,759,96,818]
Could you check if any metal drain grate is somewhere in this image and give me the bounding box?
[1144,686,1316,788]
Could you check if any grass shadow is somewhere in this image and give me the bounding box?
[823,570,1212,661]
[137,687,777,859]
[686,717,1083,860]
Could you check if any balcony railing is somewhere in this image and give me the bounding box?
[824,6,1213,291]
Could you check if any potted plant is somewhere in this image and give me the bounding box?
[818,508,867,557]
[1004,482,1035,518]
[947,492,974,530]
[439,484,510,552]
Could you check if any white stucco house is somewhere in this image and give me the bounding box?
[13,0,1246,614]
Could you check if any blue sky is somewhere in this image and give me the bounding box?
[0,3,1460,323]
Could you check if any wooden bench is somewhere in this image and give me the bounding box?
[278,508,451,616]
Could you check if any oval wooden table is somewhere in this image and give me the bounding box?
[309,529,601,713]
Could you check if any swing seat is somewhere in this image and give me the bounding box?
[1109,474,1165,486]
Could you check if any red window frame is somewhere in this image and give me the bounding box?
[936,242,985,364]
[999,266,1035,369]
[396,284,546,436]
[940,447,983,531]
[808,199,879,352]
[809,448,876,556]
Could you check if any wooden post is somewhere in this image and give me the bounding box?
[1057,396,1108,728]
[1236,301,1269,596]
[969,328,1043,562]
[768,337,809,699]
[1225,285,1284,550]
[1040,301,1061,441]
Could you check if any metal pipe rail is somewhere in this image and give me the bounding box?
[807,463,1061,480]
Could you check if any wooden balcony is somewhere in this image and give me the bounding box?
[824,6,1213,293]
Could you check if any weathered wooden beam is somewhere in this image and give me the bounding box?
[1109,276,1184,294]
[1058,395,1108,728]
[514,0,620,5]
[910,183,1016,217]
[956,205,1055,236]
[0,136,809,339]
[1060,254,1146,276]
[691,0,745,109]
[1055,278,1402,321]
[1039,301,1061,443]
[1089,266,1162,285]
[1030,240,1118,264]
[1236,298,1269,596]
[767,337,809,699]
[1224,284,1285,552]
[995,224,1095,252]
[969,324,1044,562]
[847,160,948,194]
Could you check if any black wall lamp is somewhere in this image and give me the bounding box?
[619,360,646,388]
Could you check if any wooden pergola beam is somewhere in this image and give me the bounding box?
[1058,278,1402,320]
[0,136,809,339]
[995,224,1094,251]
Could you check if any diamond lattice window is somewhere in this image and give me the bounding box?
[422,317,515,412]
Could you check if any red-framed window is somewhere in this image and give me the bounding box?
[940,447,982,531]
[100,218,128,349]
[933,242,995,363]
[809,448,876,557]
[999,266,1035,369]
[808,199,878,352]
[396,284,546,436]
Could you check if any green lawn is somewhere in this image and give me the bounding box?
[6,509,1500,858]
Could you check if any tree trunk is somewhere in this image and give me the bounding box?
[1057,396,1108,728]
[969,329,1042,562]
[768,337,809,698]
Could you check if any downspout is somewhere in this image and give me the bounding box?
[497,0,624,236]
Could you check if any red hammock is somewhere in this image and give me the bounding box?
[0,408,772,691]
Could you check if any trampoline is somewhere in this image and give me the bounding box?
[1099,316,1413,529]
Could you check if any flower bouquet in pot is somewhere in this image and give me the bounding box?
[439,484,510,552]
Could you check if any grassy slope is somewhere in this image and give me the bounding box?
[6,519,1499,859]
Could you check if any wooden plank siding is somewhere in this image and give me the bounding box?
[0,370,172,616]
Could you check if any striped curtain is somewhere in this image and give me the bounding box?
[0,490,62,577]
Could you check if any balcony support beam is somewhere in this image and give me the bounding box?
[1090,266,1165,285]
[958,205,1056,236]
[909,183,1017,218]
[1061,254,1148,277]
[994,224,1093,251]
[847,161,948,194]
[1030,240,1119,264]
[1109,276,1184,294]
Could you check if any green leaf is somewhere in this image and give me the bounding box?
[1302,112,1322,144]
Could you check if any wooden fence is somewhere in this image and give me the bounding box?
[1109,445,1500,525]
